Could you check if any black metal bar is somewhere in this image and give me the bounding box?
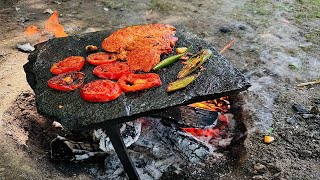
[104,124,140,180]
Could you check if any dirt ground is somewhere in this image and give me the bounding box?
[0,0,319,179]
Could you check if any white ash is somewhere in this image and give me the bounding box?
[94,120,142,152]
[93,117,234,179]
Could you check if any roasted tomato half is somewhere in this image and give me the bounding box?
[48,71,85,91]
[93,62,131,80]
[50,56,85,75]
[118,73,162,92]
[80,79,122,102]
[87,52,118,66]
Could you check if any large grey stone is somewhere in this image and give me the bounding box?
[24,27,250,131]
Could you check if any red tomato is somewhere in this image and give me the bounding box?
[118,73,161,92]
[50,56,85,75]
[93,62,131,80]
[80,79,122,102]
[48,71,85,91]
[87,52,118,65]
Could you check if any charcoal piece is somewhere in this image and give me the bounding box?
[24,27,250,130]
[312,98,320,104]
[292,104,309,114]
[50,136,107,161]
[153,106,218,128]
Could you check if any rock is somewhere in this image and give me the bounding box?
[292,104,309,114]
[17,43,35,52]
[286,117,297,125]
[299,150,312,157]
[312,98,320,104]
[219,27,231,33]
[252,175,265,179]
[24,28,250,130]
[238,25,246,30]
[43,9,53,14]
[0,167,5,172]
[302,114,315,119]
[254,163,266,173]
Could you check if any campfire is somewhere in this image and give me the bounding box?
[49,95,246,179]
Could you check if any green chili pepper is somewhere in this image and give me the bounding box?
[166,74,198,92]
[177,49,213,78]
[153,45,192,71]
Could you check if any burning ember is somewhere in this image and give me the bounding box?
[188,96,230,112]
[24,11,67,43]
[182,97,232,143]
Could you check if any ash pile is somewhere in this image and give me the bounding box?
[51,96,246,179]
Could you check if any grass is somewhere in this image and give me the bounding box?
[295,0,320,21]
[304,29,320,45]
[294,0,320,47]
[232,0,273,28]
[100,0,129,9]
[150,0,175,12]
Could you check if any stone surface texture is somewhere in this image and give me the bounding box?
[24,28,250,130]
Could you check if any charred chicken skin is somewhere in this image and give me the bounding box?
[102,24,178,72]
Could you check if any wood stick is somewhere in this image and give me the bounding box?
[220,37,237,54]
[297,79,320,87]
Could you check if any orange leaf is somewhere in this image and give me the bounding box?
[24,25,41,36]
[44,11,67,38]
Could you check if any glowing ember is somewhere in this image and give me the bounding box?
[44,11,67,38]
[182,127,220,140]
[188,96,230,113]
[182,97,231,142]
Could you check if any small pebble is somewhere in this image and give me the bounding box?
[0,168,5,172]
[17,43,35,52]
[238,25,246,30]
[52,121,63,129]
[219,27,231,33]
[302,114,315,119]
[264,135,274,144]
[254,163,266,172]
[252,175,265,179]
[299,150,312,157]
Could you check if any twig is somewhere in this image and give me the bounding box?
[219,37,237,54]
[297,79,320,87]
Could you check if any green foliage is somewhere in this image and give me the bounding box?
[150,0,174,11]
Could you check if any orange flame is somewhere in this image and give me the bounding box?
[44,11,67,37]
[188,96,230,113]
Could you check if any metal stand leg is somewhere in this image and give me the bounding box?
[104,124,140,180]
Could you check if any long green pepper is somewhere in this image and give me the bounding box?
[166,74,199,92]
[152,45,192,71]
[177,49,213,78]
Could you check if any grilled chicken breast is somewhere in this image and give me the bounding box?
[102,24,178,72]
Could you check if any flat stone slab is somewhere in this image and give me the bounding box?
[24,27,250,131]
